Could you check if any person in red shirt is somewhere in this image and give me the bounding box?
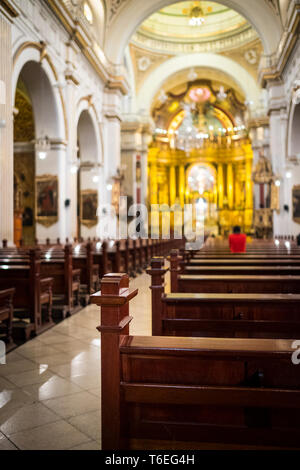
[229,226,247,253]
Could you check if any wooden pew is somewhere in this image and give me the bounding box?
[72,242,99,305]
[41,244,81,318]
[148,257,300,339]
[92,273,300,450]
[0,245,82,319]
[0,249,53,341]
[0,288,15,350]
[171,251,300,293]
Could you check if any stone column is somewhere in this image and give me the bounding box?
[103,88,123,207]
[64,50,81,241]
[267,81,288,236]
[0,9,14,245]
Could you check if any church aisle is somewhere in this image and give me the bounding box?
[0,272,153,450]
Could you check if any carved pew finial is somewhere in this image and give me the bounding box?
[170,249,181,293]
[147,257,168,336]
[91,274,138,450]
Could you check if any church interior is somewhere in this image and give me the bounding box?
[1,0,300,451]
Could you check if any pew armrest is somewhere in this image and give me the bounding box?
[40,277,53,291]
[72,269,81,279]
[0,288,15,304]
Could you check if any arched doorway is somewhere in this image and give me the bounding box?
[13,54,66,245]
[76,109,101,239]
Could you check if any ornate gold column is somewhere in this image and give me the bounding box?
[150,163,158,205]
[245,158,253,209]
[179,164,185,207]
[227,163,234,210]
[169,165,176,206]
[217,163,224,209]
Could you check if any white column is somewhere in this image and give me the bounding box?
[268,82,288,236]
[0,13,13,245]
[65,74,79,241]
[35,143,68,242]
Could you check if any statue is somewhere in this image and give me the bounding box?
[253,150,273,184]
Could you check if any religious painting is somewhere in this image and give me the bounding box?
[36,175,59,227]
[112,181,121,217]
[292,185,300,224]
[80,190,98,228]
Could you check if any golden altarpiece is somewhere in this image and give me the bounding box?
[147,80,254,235]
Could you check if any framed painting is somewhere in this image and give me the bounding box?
[36,175,59,227]
[81,190,98,228]
[293,185,300,224]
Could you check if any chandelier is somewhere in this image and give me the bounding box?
[175,104,209,154]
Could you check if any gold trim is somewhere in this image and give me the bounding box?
[35,175,59,228]
[0,0,18,18]
[80,189,98,228]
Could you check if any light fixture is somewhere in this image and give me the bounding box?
[107,184,113,191]
[275,179,281,187]
[286,171,292,179]
[217,86,227,101]
[35,136,51,160]
[275,239,280,247]
[92,175,99,183]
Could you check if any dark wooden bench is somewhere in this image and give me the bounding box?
[0,249,53,341]
[148,257,300,339]
[72,242,99,305]
[0,245,81,319]
[0,288,15,350]
[91,273,300,450]
[41,244,81,318]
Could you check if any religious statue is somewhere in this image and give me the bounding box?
[253,150,273,184]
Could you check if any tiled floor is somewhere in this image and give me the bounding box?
[0,271,159,450]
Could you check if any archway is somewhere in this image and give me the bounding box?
[76,108,102,239]
[13,59,66,245]
[105,0,282,64]
[137,54,262,116]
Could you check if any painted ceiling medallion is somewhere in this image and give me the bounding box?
[187,2,206,26]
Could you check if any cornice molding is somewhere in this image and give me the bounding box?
[45,0,129,95]
[259,2,300,87]
[0,0,19,21]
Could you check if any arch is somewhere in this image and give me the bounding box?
[76,98,103,165]
[105,0,282,64]
[12,43,67,141]
[136,53,261,115]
